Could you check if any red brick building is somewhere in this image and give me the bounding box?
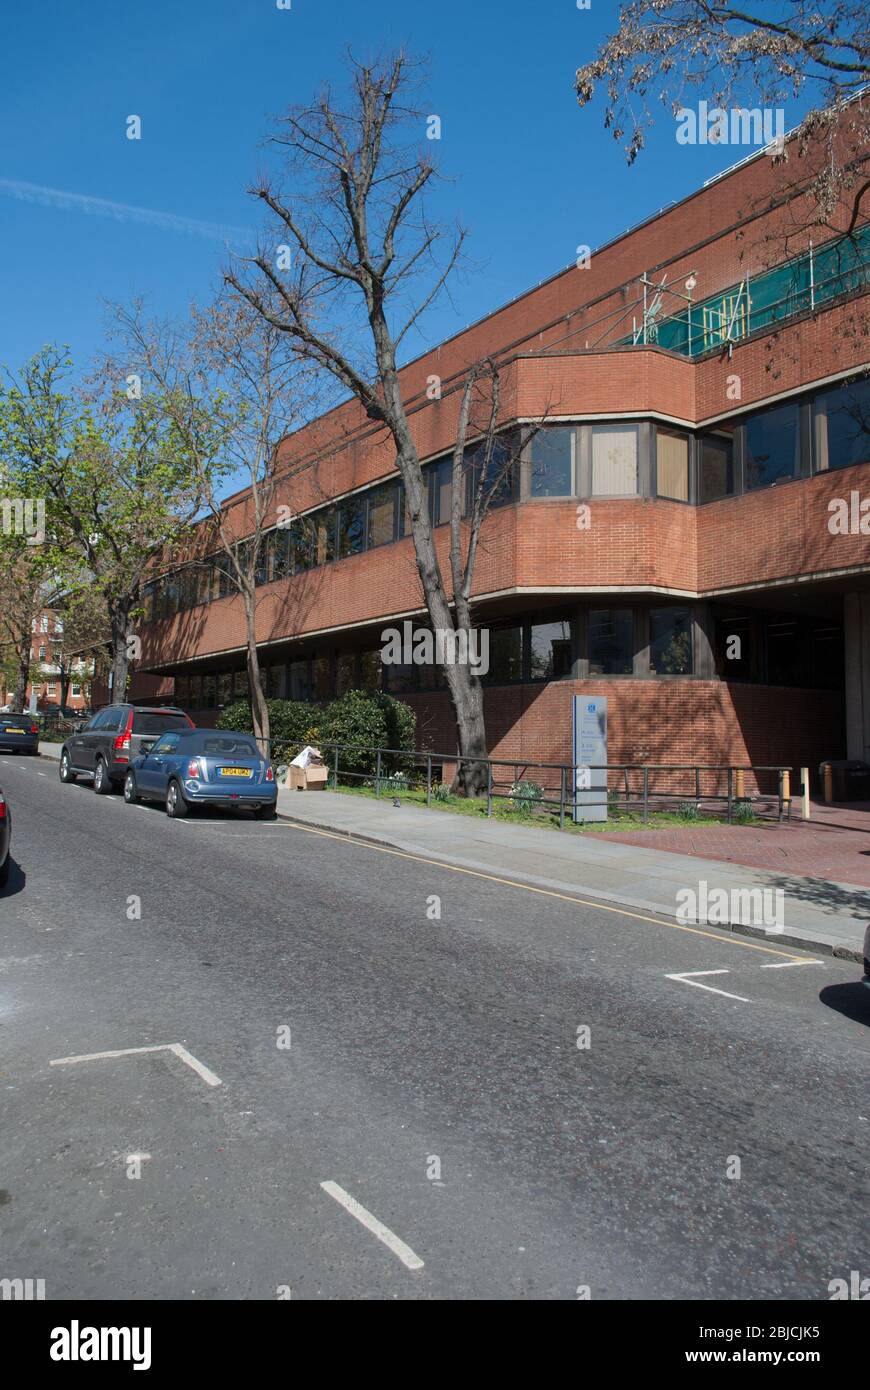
[131,133,870,789]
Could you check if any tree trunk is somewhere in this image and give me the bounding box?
[108,602,131,704]
[244,593,270,757]
[13,651,29,711]
[445,661,489,795]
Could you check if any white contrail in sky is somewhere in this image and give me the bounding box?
[0,177,251,243]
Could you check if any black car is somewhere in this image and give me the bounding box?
[0,713,40,755]
[0,786,10,886]
[59,704,196,793]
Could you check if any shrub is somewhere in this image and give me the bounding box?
[432,781,452,803]
[217,698,321,763]
[676,800,700,820]
[319,688,415,776]
[733,799,755,823]
[508,780,544,817]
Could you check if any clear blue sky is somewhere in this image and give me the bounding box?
[0,0,806,376]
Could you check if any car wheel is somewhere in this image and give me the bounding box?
[123,771,139,805]
[59,750,77,784]
[93,757,111,795]
[255,803,277,820]
[166,780,188,818]
[0,852,9,886]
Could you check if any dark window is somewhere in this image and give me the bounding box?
[337,496,366,558]
[271,527,293,581]
[234,670,249,702]
[359,650,382,691]
[142,583,155,622]
[133,710,191,735]
[530,428,574,497]
[656,429,690,501]
[383,660,416,693]
[198,735,259,756]
[485,626,523,684]
[288,660,311,702]
[588,609,633,675]
[745,401,799,490]
[529,620,572,679]
[715,615,754,682]
[150,732,182,755]
[469,432,517,512]
[432,457,453,526]
[315,510,336,565]
[649,607,693,674]
[293,517,315,572]
[175,675,190,705]
[313,656,333,701]
[367,484,397,548]
[816,376,870,471]
[697,430,735,502]
[766,618,808,686]
[188,675,202,706]
[336,652,356,695]
[217,672,232,706]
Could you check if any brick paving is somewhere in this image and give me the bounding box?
[598,800,870,888]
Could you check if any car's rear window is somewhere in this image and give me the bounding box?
[133,711,191,735]
[197,736,259,757]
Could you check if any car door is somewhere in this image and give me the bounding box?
[138,733,181,798]
[69,709,107,772]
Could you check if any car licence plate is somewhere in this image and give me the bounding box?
[5,728,25,735]
[219,767,253,778]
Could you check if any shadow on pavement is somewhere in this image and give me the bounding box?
[0,857,26,898]
[819,982,870,1027]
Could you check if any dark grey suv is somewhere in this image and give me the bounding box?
[59,704,196,793]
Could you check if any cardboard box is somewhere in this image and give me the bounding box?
[289,764,329,791]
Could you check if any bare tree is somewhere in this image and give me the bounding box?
[226,52,534,792]
[575,2,870,238]
[118,299,314,754]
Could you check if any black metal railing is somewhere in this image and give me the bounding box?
[270,740,793,824]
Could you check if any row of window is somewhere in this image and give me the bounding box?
[143,375,869,623]
[171,606,697,710]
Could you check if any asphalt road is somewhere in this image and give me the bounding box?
[1,751,868,1301]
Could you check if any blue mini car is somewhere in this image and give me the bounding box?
[123,729,278,819]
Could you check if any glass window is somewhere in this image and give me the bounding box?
[71,683,81,697]
[151,733,182,755]
[383,660,416,693]
[529,620,572,680]
[337,496,365,558]
[469,432,516,511]
[188,674,202,707]
[142,583,155,622]
[292,517,315,572]
[313,655,333,701]
[217,672,232,706]
[432,457,453,526]
[486,626,523,684]
[697,430,735,502]
[201,674,217,709]
[367,484,397,549]
[315,510,336,565]
[271,527,293,581]
[656,430,690,501]
[234,670,249,701]
[288,659,311,702]
[336,652,356,695]
[815,376,870,471]
[745,401,799,490]
[588,609,634,675]
[530,428,574,497]
[649,607,693,674]
[359,650,382,691]
[175,676,190,705]
[766,618,808,686]
[591,425,639,495]
[715,615,754,681]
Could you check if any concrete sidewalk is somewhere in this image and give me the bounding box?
[276,787,869,962]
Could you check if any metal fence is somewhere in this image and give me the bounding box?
[277,740,793,825]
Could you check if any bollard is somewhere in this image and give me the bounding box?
[801,767,810,820]
[823,763,833,803]
[735,768,745,800]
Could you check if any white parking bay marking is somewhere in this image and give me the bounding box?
[49,1042,222,1088]
[664,970,749,1002]
[320,1180,424,1272]
[760,959,824,969]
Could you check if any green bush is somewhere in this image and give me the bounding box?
[218,698,320,762]
[676,800,700,820]
[733,798,755,823]
[320,688,416,775]
[218,689,416,774]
